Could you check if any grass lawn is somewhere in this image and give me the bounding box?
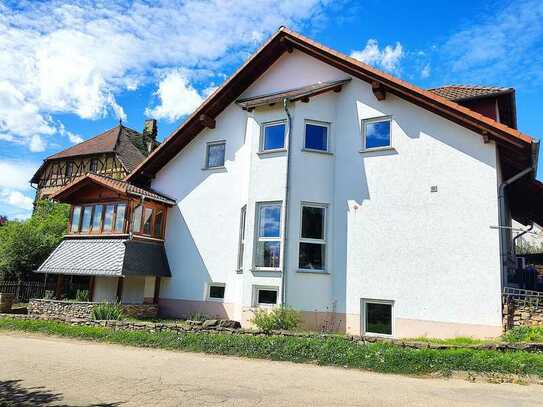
[2,317,543,379]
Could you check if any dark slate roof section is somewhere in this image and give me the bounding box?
[427,85,513,101]
[123,240,171,277]
[115,128,147,173]
[236,79,351,109]
[36,239,126,276]
[36,238,171,277]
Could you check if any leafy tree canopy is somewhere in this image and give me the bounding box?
[0,200,69,281]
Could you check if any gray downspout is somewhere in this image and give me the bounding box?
[498,139,540,289]
[281,98,293,306]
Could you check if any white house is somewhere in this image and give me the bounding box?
[43,27,542,339]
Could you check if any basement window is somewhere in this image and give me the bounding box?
[257,288,278,305]
[208,284,225,301]
[363,117,391,150]
[363,300,393,336]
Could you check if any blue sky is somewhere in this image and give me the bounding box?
[1,0,542,219]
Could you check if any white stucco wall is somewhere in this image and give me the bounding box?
[151,49,503,337]
[93,277,117,303]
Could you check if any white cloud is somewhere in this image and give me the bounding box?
[0,159,39,218]
[350,39,404,72]
[420,64,431,79]
[0,0,333,150]
[29,134,46,152]
[442,0,543,85]
[0,190,33,211]
[146,70,205,122]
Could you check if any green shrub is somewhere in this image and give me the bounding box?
[503,326,543,343]
[251,306,301,332]
[75,290,89,302]
[91,303,124,320]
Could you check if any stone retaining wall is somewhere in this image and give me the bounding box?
[2,313,543,353]
[28,299,159,320]
[503,296,543,331]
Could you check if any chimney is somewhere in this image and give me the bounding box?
[143,119,157,153]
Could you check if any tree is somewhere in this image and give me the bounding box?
[0,200,69,281]
[0,215,7,226]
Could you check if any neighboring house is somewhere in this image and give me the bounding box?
[30,120,159,200]
[37,27,543,339]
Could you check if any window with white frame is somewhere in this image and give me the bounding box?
[255,287,278,306]
[304,121,329,152]
[261,121,286,152]
[254,202,282,269]
[299,204,326,271]
[362,117,392,150]
[237,205,247,272]
[362,299,393,336]
[205,141,226,168]
[207,283,225,301]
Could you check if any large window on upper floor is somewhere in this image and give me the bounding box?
[254,202,282,270]
[299,203,327,272]
[261,121,286,152]
[131,203,166,239]
[304,121,329,152]
[362,117,392,150]
[70,203,127,234]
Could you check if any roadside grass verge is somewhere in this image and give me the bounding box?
[504,326,543,343]
[407,337,493,346]
[2,318,543,378]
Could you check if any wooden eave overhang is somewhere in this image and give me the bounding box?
[50,174,176,206]
[236,79,351,110]
[126,27,537,184]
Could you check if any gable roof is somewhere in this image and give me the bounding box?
[127,27,538,184]
[31,124,149,184]
[51,173,176,206]
[428,85,513,101]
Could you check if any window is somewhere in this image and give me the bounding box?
[102,204,115,232]
[91,205,103,231]
[363,300,393,336]
[154,211,164,237]
[114,204,126,232]
[299,204,326,271]
[261,122,286,152]
[132,204,142,233]
[363,117,391,150]
[208,284,225,301]
[304,121,329,151]
[71,206,81,232]
[255,203,281,269]
[89,158,98,173]
[65,161,74,177]
[256,288,278,305]
[80,206,92,232]
[205,141,225,168]
[142,207,153,235]
[237,205,247,272]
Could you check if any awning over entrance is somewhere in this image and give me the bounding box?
[36,238,171,278]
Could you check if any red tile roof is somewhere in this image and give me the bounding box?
[428,85,513,101]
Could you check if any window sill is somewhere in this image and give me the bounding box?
[201,166,226,171]
[359,147,396,155]
[257,148,287,156]
[301,148,334,156]
[206,297,225,303]
[251,268,282,273]
[296,269,330,275]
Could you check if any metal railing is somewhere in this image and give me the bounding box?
[503,286,543,307]
[0,281,49,303]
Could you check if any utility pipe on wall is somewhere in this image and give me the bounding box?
[281,98,293,306]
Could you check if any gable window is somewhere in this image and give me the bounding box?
[114,204,126,232]
[65,161,74,177]
[142,207,153,235]
[256,287,278,306]
[205,141,226,169]
[207,283,225,301]
[91,205,103,232]
[261,122,286,152]
[363,117,391,150]
[304,121,329,152]
[363,299,394,336]
[255,202,282,269]
[154,210,164,237]
[80,206,92,232]
[89,158,98,173]
[237,205,247,273]
[299,204,326,271]
[132,204,143,233]
[71,206,81,232]
[102,204,115,232]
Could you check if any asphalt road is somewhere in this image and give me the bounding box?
[1,332,542,406]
